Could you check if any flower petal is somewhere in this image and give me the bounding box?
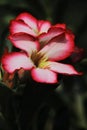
[67,29,75,39]
[49,61,82,75]
[38,20,51,33]
[53,23,66,29]
[2,52,34,73]
[10,20,37,36]
[40,33,75,61]
[8,33,40,54]
[16,12,38,32]
[31,68,58,83]
[53,24,75,39]
[39,26,65,45]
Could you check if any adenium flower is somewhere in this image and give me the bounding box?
[8,12,74,47]
[9,12,51,37]
[1,12,82,84]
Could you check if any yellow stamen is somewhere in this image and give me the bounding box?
[38,60,50,69]
[31,51,49,68]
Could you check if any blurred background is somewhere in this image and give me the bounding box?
[0,0,87,130]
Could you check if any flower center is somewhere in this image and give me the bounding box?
[30,51,49,68]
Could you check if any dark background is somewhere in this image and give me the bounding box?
[0,0,87,130]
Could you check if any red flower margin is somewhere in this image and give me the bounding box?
[1,12,82,84]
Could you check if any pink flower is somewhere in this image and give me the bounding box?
[9,12,51,37]
[8,12,75,59]
[1,12,82,83]
[8,12,71,48]
[1,27,81,83]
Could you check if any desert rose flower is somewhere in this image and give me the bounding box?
[9,12,73,48]
[9,12,52,37]
[8,12,75,60]
[1,30,81,83]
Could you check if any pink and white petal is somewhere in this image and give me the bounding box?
[53,23,66,29]
[39,27,65,45]
[49,61,82,75]
[31,68,58,83]
[38,20,51,33]
[9,33,40,54]
[1,52,34,73]
[40,33,75,61]
[10,20,37,36]
[16,12,38,32]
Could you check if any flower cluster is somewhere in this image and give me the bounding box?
[1,12,82,84]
